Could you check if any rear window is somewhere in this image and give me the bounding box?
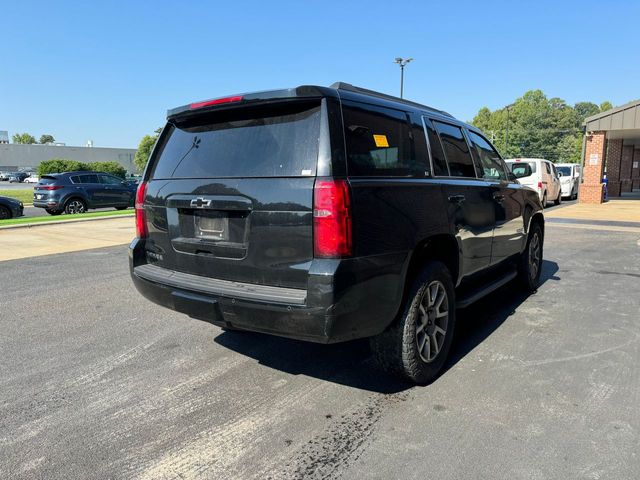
[508,161,537,174]
[151,102,321,179]
[38,176,59,185]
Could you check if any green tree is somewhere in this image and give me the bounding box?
[134,128,161,172]
[87,161,127,178]
[471,91,614,163]
[39,134,56,144]
[12,133,36,144]
[574,102,600,122]
[37,159,89,176]
[599,101,613,112]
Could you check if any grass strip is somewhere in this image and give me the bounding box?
[0,189,34,204]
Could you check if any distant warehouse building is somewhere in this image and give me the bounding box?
[0,143,138,173]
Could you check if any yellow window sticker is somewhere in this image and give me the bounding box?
[373,134,389,148]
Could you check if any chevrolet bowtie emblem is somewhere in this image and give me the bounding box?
[190,197,211,208]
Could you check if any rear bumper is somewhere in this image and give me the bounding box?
[561,183,573,196]
[129,238,408,343]
[33,200,60,209]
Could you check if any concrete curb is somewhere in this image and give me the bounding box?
[0,213,134,231]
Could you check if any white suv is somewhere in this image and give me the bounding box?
[555,163,581,200]
[505,158,562,207]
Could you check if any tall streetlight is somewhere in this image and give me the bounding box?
[394,57,413,98]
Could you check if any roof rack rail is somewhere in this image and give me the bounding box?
[330,82,453,118]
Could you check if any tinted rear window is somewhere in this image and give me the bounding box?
[432,121,476,178]
[508,161,537,174]
[38,176,59,185]
[151,102,321,179]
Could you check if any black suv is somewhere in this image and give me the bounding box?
[130,83,544,384]
[33,171,137,215]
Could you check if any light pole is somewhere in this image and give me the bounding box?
[394,57,413,98]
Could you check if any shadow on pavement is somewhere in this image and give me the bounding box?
[443,259,560,376]
[215,260,560,394]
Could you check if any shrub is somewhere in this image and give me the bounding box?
[37,159,127,178]
[38,159,89,176]
[87,161,127,179]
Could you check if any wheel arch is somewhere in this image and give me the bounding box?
[404,234,460,294]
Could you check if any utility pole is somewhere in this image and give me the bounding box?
[394,57,413,98]
[504,103,515,153]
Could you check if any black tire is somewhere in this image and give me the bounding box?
[370,261,456,385]
[0,205,12,220]
[64,198,87,215]
[518,222,543,291]
[46,209,63,216]
[115,206,128,211]
[554,191,561,206]
[541,192,547,208]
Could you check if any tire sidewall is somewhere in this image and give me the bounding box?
[520,223,543,290]
[400,261,456,385]
[0,205,11,219]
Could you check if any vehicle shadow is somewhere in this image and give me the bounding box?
[443,259,560,376]
[214,260,560,394]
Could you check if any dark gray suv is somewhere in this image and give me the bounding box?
[33,171,137,215]
[130,82,545,384]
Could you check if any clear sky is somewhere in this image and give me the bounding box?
[1,0,638,148]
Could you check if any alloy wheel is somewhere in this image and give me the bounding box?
[66,200,86,214]
[529,232,541,280]
[416,281,449,363]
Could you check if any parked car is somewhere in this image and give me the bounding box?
[23,174,40,184]
[129,82,545,384]
[556,163,581,200]
[0,171,10,181]
[0,195,24,219]
[32,171,137,215]
[8,172,29,183]
[505,158,562,207]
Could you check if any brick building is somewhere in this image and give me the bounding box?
[581,100,640,203]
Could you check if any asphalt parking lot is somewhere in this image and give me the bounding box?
[1,223,639,479]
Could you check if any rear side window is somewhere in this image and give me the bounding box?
[468,131,506,181]
[342,101,425,177]
[432,121,476,178]
[424,118,449,176]
[151,102,321,179]
[544,162,551,174]
[78,174,99,184]
[100,174,122,185]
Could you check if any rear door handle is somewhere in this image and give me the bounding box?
[448,194,466,204]
[493,193,505,202]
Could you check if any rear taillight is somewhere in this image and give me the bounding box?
[37,185,64,191]
[135,181,148,239]
[313,179,352,258]
[537,181,543,189]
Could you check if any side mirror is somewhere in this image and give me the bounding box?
[557,171,563,177]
